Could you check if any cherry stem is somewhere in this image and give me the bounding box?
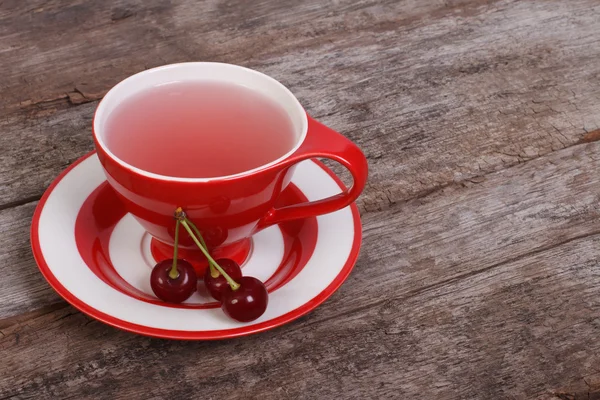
[177,215,240,291]
[183,217,218,278]
[169,219,180,280]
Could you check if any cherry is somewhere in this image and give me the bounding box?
[149,216,196,303]
[204,258,243,301]
[150,258,197,303]
[221,276,269,322]
[176,208,270,321]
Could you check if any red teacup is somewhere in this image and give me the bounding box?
[93,62,367,261]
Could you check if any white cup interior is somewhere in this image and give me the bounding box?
[93,62,308,182]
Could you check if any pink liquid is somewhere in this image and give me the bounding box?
[104,81,297,178]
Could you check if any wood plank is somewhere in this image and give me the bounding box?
[0,105,96,208]
[2,122,600,398]
[0,0,395,111]
[1,229,599,399]
[0,0,538,111]
[0,202,62,319]
[3,138,600,324]
[3,0,600,211]
[3,1,600,396]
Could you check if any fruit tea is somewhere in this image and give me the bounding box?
[105,80,297,178]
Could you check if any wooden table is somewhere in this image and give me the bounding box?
[2,1,600,398]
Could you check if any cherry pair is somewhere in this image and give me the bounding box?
[150,208,268,322]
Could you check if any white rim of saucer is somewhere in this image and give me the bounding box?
[31,152,362,339]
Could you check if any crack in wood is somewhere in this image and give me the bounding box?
[0,302,70,331]
[111,7,134,22]
[0,195,41,212]
[15,88,104,114]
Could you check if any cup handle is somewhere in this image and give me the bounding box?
[256,115,368,230]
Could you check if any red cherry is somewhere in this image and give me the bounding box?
[221,277,268,322]
[150,259,197,303]
[203,258,243,301]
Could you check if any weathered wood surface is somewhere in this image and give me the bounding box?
[2,138,600,400]
[3,0,600,211]
[4,140,600,322]
[1,236,600,400]
[2,0,600,399]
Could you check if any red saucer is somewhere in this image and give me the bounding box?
[31,152,362,340]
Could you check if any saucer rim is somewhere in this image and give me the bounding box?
[30,151,362,340]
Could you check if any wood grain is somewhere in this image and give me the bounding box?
[2,0,600,399]
[3,0,600,212]
[4,138,599,320]
[1,223,599,399]
[2,140,600,398]
[0,202,62,319]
